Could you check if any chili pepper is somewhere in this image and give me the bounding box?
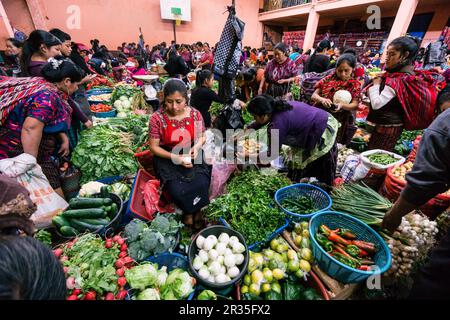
[358,265,371,271]
[333,243,353,258]
[358,249,369,258]
[331,251,360,269]
[316,233,333,253]
[346,245,362,258]
[319,225,332,236]
[352,240,376,253]
[338,228,357,240]
[328,231,351,246]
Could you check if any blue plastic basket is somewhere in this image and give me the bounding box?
[275,183,332,220]
[92,108,117,118]
[309,211,392,284]
[86,88,113,95]
[220,217,289,250]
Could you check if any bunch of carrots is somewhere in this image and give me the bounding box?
[90,104,113,113]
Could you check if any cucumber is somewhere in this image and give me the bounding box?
[104,206,112,212]
[70,219,102,232]
[52,216,71,229]
[59,226,79,237]
[100,186,109,198]
[62,208,106,219]
[78,218,110,226]
[110,203,118,215]
[69,197,111,209]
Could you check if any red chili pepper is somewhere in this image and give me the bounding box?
[328,232,351,246]
[358,249,369,257]
[352,240,376,253]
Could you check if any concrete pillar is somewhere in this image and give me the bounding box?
[25,0,48,30]
[381,0,419,62]
[303,8,319,52]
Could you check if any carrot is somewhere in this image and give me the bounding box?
[328,231,351,246]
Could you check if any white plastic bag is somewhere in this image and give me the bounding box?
[360,149,405,171]
[0,154,69,228]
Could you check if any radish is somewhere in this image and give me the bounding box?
[117,238,125,245]
[117,277,127,287]
[113,235,120,242]
[120,243,128,252]
[116,290,127,300]
[60,256,68,263]
[122,257,134,265]
[67,295,78,300]
[66,277,76,290]
[63,267,69,274]
[105,293,115,300]
[116,268,125,277]
[115,259,125,269]
[72,289,82,296]
[105,239,113,249]
[119,251,127,258]
[84,291,96,300]
[53,248,63,258]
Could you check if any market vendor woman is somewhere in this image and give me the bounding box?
[149,79,211,229]
[246,95,339,185]
[0,57,84,198]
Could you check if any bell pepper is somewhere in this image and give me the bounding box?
[331,251,360,269]
[352,240,376,254]
[338,228,357,240]
[345,245,362,258]
[316,233,333,253]
[328,231,351,246]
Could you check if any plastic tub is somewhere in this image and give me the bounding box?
[92,108,117,118]
[274,183,332,221]
[125,169,159,222]
[188,225,249,292]
[309,211,392,284]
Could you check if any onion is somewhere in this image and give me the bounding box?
[199,266,210,279]
[196,235,206,249]
[224,254,236,268]
[206,235,218,247]
[208,261,221,276]
[208,249,219,261]
[215,243,227,256]
[224,248,233,256]
[232,242,245,254]
[228,236,239,248]
[203,238,215,251]
[234,254,245,266]
[217,255,225,265]
[198,250,209,263]
[227,266,240,278]
[218,233,230,245]
[193,256,204,270]
[215,274,228,284]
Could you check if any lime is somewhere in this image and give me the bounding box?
[249,283,260,296]
[251,270,264,284]
[272,268,285,280]
[248,258,257,273]
[263,249,275,260]
[271,282,282,294]
[243,274,251,286]
[281,252,289,263]
[287,249,298,261]
[299,259,311,273]
[261,283,271,293]
[288,259,300,273]
[241,285,249,294]
[263,269,273,283]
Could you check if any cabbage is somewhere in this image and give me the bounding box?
[117,112,128,118]
[122,100,131,109]
[333,90,352,104]
[156,266,168,287]
[160,269,194,300]
[120,95,128,101]
[137,288,161,300]
[125,263,158,290]
[114,100,123,108]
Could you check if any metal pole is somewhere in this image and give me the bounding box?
[173,20,177,44]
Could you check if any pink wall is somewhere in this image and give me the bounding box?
[2,0,35,36]
[37,0,262,49]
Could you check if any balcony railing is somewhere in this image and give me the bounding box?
[262,0,312,12]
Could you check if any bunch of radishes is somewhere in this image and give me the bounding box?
[385,212,438,278]
[192,232,246,284]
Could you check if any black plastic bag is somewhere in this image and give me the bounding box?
[214,104,245,137]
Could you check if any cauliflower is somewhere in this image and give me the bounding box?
[79,181,106,197]
[333,90,353,105]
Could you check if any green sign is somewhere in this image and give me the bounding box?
[171,7,182,15]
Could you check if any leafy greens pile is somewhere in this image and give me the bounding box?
[72,115,149,184]
[124,214,183,261]
[206,169,291,245]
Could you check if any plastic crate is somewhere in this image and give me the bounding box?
[309,211,392,284]
[275,183,332,220]
[220,217,289,250]
[125,169,161,222]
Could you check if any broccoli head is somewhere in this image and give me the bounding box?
[140,229,165,253]
[150,214,170,234]
[128,241,147,261]
[124,219,147,243]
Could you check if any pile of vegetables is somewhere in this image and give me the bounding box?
[352,128,371,143]
[52,189,118,236]
[34,229,52,248]
[289,221,314,255]
[108,182,132,201]
[209,101,223,117]
[90,103,112,113]
[126,263,196,300]
[79,181,106,197]
[205,169,291,245]
[377,213,438,279]
[280,195,316,215]
[391,161,414,181]
[87,93,112,102]
[124,215,183,261]
[111,84,142,104]
[240,234,317,300]
[316,225,377,271]
[367,153,398,165]
[86,76,115,90]
[57,234,131,300]
[192,232,246,284]
[290,82,301,101]
[394,130,423,156]
[331,183,393,225]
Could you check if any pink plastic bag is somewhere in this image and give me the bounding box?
[141,179,174,220]
[209,162,237,201]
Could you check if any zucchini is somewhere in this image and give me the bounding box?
[100,186,109,198]
[78,218,110,226]
[52,216,71,229]
[69,197,111,209]
[62,208,106,219]
[59,226,79,237]
[70,219,102,232]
